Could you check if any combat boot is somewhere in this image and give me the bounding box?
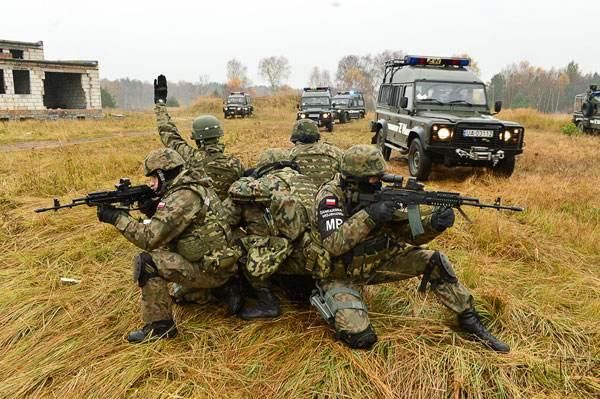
[127,319,178,343]
[239,288,281,320]
[212,277,243,315]
[458,309,510,353]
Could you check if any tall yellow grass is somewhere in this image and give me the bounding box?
[0,101,598,398]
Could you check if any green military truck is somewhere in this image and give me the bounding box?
[371,55,524,180]
[223,91,253,118]
[572,85,600,134]
[332,91,366,123]
[297,87,334,132]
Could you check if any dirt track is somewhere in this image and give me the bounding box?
[0,130,153,153]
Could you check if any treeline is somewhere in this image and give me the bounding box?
[101,54,599,113]
[489,61,600,113]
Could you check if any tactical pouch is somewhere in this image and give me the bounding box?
[201,247,240,274]
[303,236,332,279]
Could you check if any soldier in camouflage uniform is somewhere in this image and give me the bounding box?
[288,119,343,187]
[228,148,318,319]
[309,144,510,352]
[153,75,244,200]
[97,148,241,343]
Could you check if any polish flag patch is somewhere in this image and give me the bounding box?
[157,202,166,210]
[325,198,337,207]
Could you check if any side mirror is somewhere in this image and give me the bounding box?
[296,104,300,110]
[400,96,409,109]
[494,100,502,113]
[331,102,337,107]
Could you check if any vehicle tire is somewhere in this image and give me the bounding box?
[491,156,516,178]
[376,130,391,161]
[408,139,432,180]
[341,113,348,124]
[326,122,334,132]
[577,121,586,133]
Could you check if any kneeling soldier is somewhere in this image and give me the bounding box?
[309,144,510,352]
[97,148,240,342]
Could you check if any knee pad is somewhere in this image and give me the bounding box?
[418,251,457,292]
[133,252,159,287]
[337,324,378,349]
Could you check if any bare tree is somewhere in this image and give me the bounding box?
[258,56,291,90]
[226,58,251,89]
[308,66,333,87]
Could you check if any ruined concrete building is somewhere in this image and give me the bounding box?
[0,40,101,120]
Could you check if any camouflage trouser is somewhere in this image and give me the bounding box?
[140,249,235,323]
[322,247,473,335]
[239,235,293,289]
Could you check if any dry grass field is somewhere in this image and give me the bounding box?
[0,99,598,398]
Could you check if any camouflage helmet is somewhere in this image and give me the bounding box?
[341,145,386,178]
[191,115,224,141]
[256,148,290,169]
[290,119,320,143]
[143,148,185,177]
[228,177,272,203]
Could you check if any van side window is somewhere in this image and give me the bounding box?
[404,84,414,109]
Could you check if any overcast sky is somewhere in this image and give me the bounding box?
[3,0,599,86]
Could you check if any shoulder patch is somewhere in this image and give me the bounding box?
[157,202,166,210]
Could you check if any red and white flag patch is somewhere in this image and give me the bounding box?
[325,198,337,207]
[157,202,166,210]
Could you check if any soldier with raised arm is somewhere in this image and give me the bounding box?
[153,75,244,200]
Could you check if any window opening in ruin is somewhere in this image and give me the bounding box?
[43,72,87,109]
[0,70,5,94]
[10,49,24,59]
[13,70,31,94]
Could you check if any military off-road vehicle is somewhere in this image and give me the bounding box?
[572,85,600,134]
[223,92,253,118]
[370,55,524,180]
[297,87,334,132]
[332,91,366,123]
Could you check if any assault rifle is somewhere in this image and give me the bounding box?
[351,174,524,237]
[35,178,154,213]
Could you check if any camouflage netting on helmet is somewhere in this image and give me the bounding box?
[255,148,290,169]
[291,119,320,143]
[191,115,224,141]
[143,148,185,176]
[341,144,386,178]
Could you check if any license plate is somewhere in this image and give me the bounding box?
[463,129,494,138]
[309,114,319,118]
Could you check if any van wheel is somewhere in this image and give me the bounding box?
[408,139,432,180]
[376,130,391,161]
[491,156,515,178]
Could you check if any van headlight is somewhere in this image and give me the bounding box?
[437,127,451,140]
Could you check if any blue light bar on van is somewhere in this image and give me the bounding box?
[404,55,470,67]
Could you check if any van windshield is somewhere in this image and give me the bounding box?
[415,82,487,106]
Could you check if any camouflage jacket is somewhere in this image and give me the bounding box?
[310,174,443,279]
[288,142,343,187]
[114,169,233,263]
[155,104,244,200]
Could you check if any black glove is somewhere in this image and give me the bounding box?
[431,207,455,232]
[154,74,168,104]
[138,197,160,218]
[97,205,123,225]
[365,201,399,225]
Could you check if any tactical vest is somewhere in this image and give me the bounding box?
[165,170,236,268]
[288,142,342,187]
[201,146,244,201]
